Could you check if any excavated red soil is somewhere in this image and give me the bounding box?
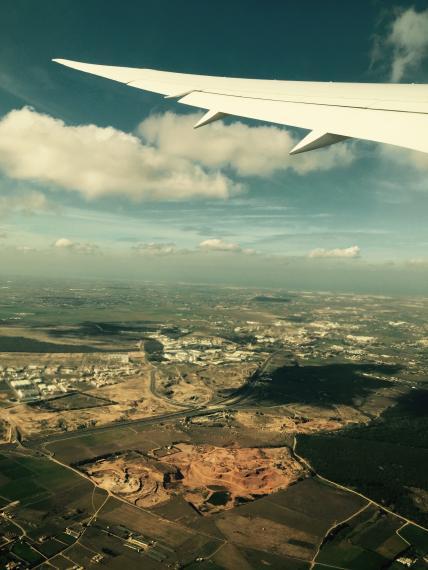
[81,443,307,514]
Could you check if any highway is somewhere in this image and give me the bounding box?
[27,352,266,449]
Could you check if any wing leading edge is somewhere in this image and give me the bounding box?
[52,58,428,155]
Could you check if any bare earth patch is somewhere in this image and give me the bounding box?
[234,409,347,434]
[80,443,307,515]
[80,454,180,508]
[162,443,306,513]
[215,513,319,560]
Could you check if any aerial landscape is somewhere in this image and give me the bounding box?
[0,279,427,569]
[1,0,428,568]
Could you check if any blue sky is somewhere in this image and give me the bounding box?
[0,0,428,293]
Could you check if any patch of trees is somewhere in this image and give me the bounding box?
[297,428,428,527]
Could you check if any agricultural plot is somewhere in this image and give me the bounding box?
[28,418,428,569]
[0,450,107,567]
[205,478,366,564]
[45,423,192,463]
[399,524,428,556]
[39,392,115,411]
[315,505,427,569]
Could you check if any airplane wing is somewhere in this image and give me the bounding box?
[53,58,428,155]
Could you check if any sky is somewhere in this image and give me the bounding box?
[0,0,428,293]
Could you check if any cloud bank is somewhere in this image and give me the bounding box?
[139,112,355,177]
[131,238,255,256]
[0,107,354,204]
[0,107,240,201]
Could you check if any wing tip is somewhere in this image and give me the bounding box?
[52,58,73,65]
[52,58,86,71]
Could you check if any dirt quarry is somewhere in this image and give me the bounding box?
[80,444,307,514]
[80,453,181,508]
[162,443,307,512]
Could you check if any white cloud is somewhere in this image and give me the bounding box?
[0,107,356,206]
[199,238,241,252]
[139,112,355,177]
[0,107,240,201]
[132,242,178,255]
[308,245,361,259]
[54,238,74,249]
[199,238,255,254]
[380,7,428,82]
[132,239,256,256]
[53,237,99,254]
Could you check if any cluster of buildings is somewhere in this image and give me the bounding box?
[151,333,263,366]
[396,556,418,568]
[2,364,65,402]
[232,319,389,364]
[150,318,385,369]
[102,523,172,562]
[1,354,136,402]
[2,309,423,406]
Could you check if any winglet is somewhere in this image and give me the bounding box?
[193,110,227,129]
[290,131,349,155]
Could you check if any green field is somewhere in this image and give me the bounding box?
[35,537,68,557]
[0,335,107,352]
[315,506,410,569]
[399,524,428,556]
[11,541,44,565]
[0,452,100,533]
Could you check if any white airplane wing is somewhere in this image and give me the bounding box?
[53,58,428,155]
